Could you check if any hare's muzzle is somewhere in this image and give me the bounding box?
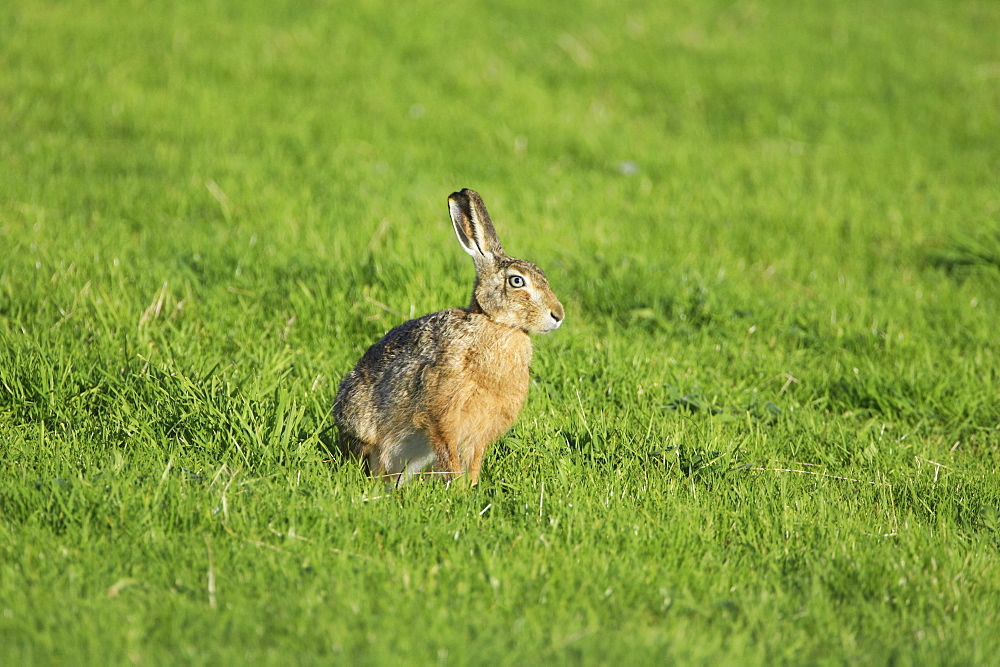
[546,302,565,331]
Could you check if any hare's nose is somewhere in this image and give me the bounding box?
[549,302,565,324]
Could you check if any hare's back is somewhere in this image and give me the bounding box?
[336,310,465,404]
[354,309,468,375]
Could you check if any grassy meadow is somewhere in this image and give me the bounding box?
[2,0,999,663]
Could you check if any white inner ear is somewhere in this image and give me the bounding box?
[468,206,492,257]
[450,200,481,258]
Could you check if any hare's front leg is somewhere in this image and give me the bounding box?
[427,424,462,484]
[465,439,493,486]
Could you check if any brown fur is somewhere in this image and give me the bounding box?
[333,189,563,486]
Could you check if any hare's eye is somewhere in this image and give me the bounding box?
[507,274,525,289]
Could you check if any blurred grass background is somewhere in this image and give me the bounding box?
[1,0,998,663]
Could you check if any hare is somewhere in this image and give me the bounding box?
[334,189,564,487]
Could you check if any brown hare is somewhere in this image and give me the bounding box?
[334,189,564,487]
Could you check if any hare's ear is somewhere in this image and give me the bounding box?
[449,189,505,261]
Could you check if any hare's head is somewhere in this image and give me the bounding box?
[449,189,564,335]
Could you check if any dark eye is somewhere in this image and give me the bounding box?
[507,274,525,288]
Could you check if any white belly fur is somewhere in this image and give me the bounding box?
[380,431,436,483]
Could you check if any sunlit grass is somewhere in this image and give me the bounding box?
[1,0,998,663]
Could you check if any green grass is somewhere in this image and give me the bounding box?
[2,0,999,663]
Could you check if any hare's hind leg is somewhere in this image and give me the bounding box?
[336,432,373,469]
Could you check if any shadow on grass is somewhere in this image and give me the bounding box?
[924,228,1000,279]
[661,386,782,426]
[563,257,726,334]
